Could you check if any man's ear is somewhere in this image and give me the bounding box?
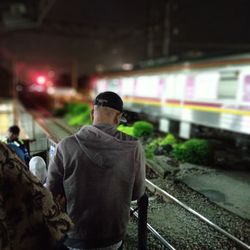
[114,112,122,126]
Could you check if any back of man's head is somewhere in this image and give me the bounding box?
[92,91,126,126]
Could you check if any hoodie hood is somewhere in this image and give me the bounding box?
[74,125,138,168]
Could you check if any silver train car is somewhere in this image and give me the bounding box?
[92,54,250,138]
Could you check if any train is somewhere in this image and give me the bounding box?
[91,54,250,140]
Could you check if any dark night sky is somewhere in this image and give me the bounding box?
[171,1,250,47]
[1,0,250,78]
[46,0,147,28]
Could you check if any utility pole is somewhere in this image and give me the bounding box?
[147,0,171,59]
[163,0,171,57]
[146,0,154,59]
[71,59,78,90]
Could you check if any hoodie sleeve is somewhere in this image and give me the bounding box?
[46,143,65,196]
[132,141,146,201]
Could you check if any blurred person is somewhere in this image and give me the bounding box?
[47,91,145,250]
[5,125,31,165]
[29,156,47,184]
[0,141,72,250]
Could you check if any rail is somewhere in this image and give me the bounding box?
[146,179,250,250]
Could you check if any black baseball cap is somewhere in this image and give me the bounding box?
[93,91,127,122]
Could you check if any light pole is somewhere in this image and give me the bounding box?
[163,0,171,57]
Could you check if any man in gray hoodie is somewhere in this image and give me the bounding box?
[46,91,146,250]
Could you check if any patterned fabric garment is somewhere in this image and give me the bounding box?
[0,142,73,250]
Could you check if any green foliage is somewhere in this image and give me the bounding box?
[66,103,89,116]
[172,139,212,165]
[117,124,134,137]
[68,112,91,126]
[118,121,154,138]
[144,134,176,159]
[133,121,154,138]
[65,102,76,114]
[64,103,91,126]
[159,133,176,146]
[145,138,163,159]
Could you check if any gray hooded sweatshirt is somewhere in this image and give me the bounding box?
[46,124,145,248]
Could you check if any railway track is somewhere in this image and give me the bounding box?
[31,112,250,249]
[30,106,77,142]
[146,178,250,249]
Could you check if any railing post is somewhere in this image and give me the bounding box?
[138,193,148,250]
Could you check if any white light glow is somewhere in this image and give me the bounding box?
[195,72,219,99]
[47,87,76,96]
[96,80,108,93]
[135,76,161,98]
[0,103,12,112]
[37,76,46,85]
[121,78,135,96]
[122,64,133,71]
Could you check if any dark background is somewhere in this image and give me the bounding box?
[1,0,250,95]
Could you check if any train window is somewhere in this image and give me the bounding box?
[96,80,107,93]
[174,74,186,99]
[120,78,135,96]
[195,72,219,100]
[135,76,160,98]
[218,71,239,99]
[163,74,185,100]
[108,79,120,93]
[162,75,175,99]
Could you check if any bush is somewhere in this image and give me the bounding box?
[65,102,77,115]
[68,112,91,126]
[66,103,89,116]
[172,139,212,165]
[133,121,154,138]
[117,125,134,137]
[145,138,163,159]
[159,133,176,146]
[66,103,91,126]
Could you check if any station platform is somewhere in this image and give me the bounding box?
[179,164,250,220]
[0,99,31,141]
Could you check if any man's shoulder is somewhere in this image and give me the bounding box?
[57,134,77,148]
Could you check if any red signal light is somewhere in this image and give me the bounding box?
[36,76,46,85]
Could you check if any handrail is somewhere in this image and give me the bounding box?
[138,194,149,250]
